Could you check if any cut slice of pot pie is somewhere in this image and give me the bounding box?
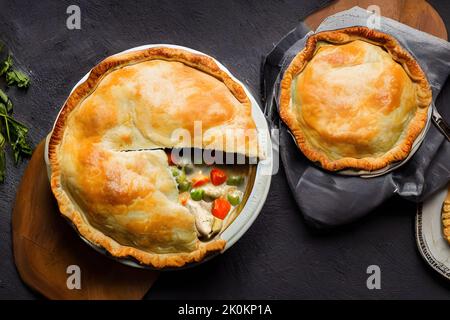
[279,26,432,172]
[48,47,262,268]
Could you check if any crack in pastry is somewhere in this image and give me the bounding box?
[279,27,432,171]
[48,47,260,268]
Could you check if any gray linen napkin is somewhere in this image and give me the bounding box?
[263,7,450,227]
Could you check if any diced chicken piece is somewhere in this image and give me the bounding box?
[186,200,214,237]
[203,184,236,200]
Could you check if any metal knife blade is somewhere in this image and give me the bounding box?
[432,104,450,142]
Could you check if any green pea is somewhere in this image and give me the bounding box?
[227,192,241,206]
[226,175,244,186]
[176,171,186,184]
[178,180,192,192]
[171,167,180,177]
[190,188,204,201]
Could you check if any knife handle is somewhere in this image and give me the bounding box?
[433,115,450,142]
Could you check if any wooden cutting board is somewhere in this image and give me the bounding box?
[305,0,447,40]
[12,0,447,300]
[12,141,159,300]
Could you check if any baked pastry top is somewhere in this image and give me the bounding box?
[280,27,432,171]
[49,47,260,268]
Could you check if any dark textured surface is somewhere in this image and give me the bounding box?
[0,0,449,299]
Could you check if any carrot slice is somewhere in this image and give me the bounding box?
[212,198,231,220]
[192,175,209,187]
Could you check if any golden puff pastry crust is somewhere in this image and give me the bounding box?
[48,47,260,268]
[279,27,432,171]
[442,185,450,245]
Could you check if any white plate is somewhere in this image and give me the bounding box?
[44,44,273,269]
[416,185,450,279]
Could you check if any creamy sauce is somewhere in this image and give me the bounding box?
[169,158,248,240]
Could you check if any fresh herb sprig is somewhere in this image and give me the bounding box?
[0,88,13,112]
[0,55,12,76]
[0,103,32,163]
[6,69,30,88]
[0,45,32,182]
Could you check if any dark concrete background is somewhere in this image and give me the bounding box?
[0,0,449,299]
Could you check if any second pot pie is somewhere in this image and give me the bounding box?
[48,47,261,268]
[279,27,432,172]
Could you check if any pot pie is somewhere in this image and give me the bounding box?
[48,47,261,268]
[279,27,432,171]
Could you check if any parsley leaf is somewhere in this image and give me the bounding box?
[0,55,13,76]
[0,132,5,182]
[0,47,33,182]
[0,105,32,164]
[6,69,30,88]
[9,118,32,163]
[0,89,13,113]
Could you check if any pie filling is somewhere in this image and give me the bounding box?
[166,150,251,240]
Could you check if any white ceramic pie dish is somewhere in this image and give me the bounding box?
[44,44,273,269]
